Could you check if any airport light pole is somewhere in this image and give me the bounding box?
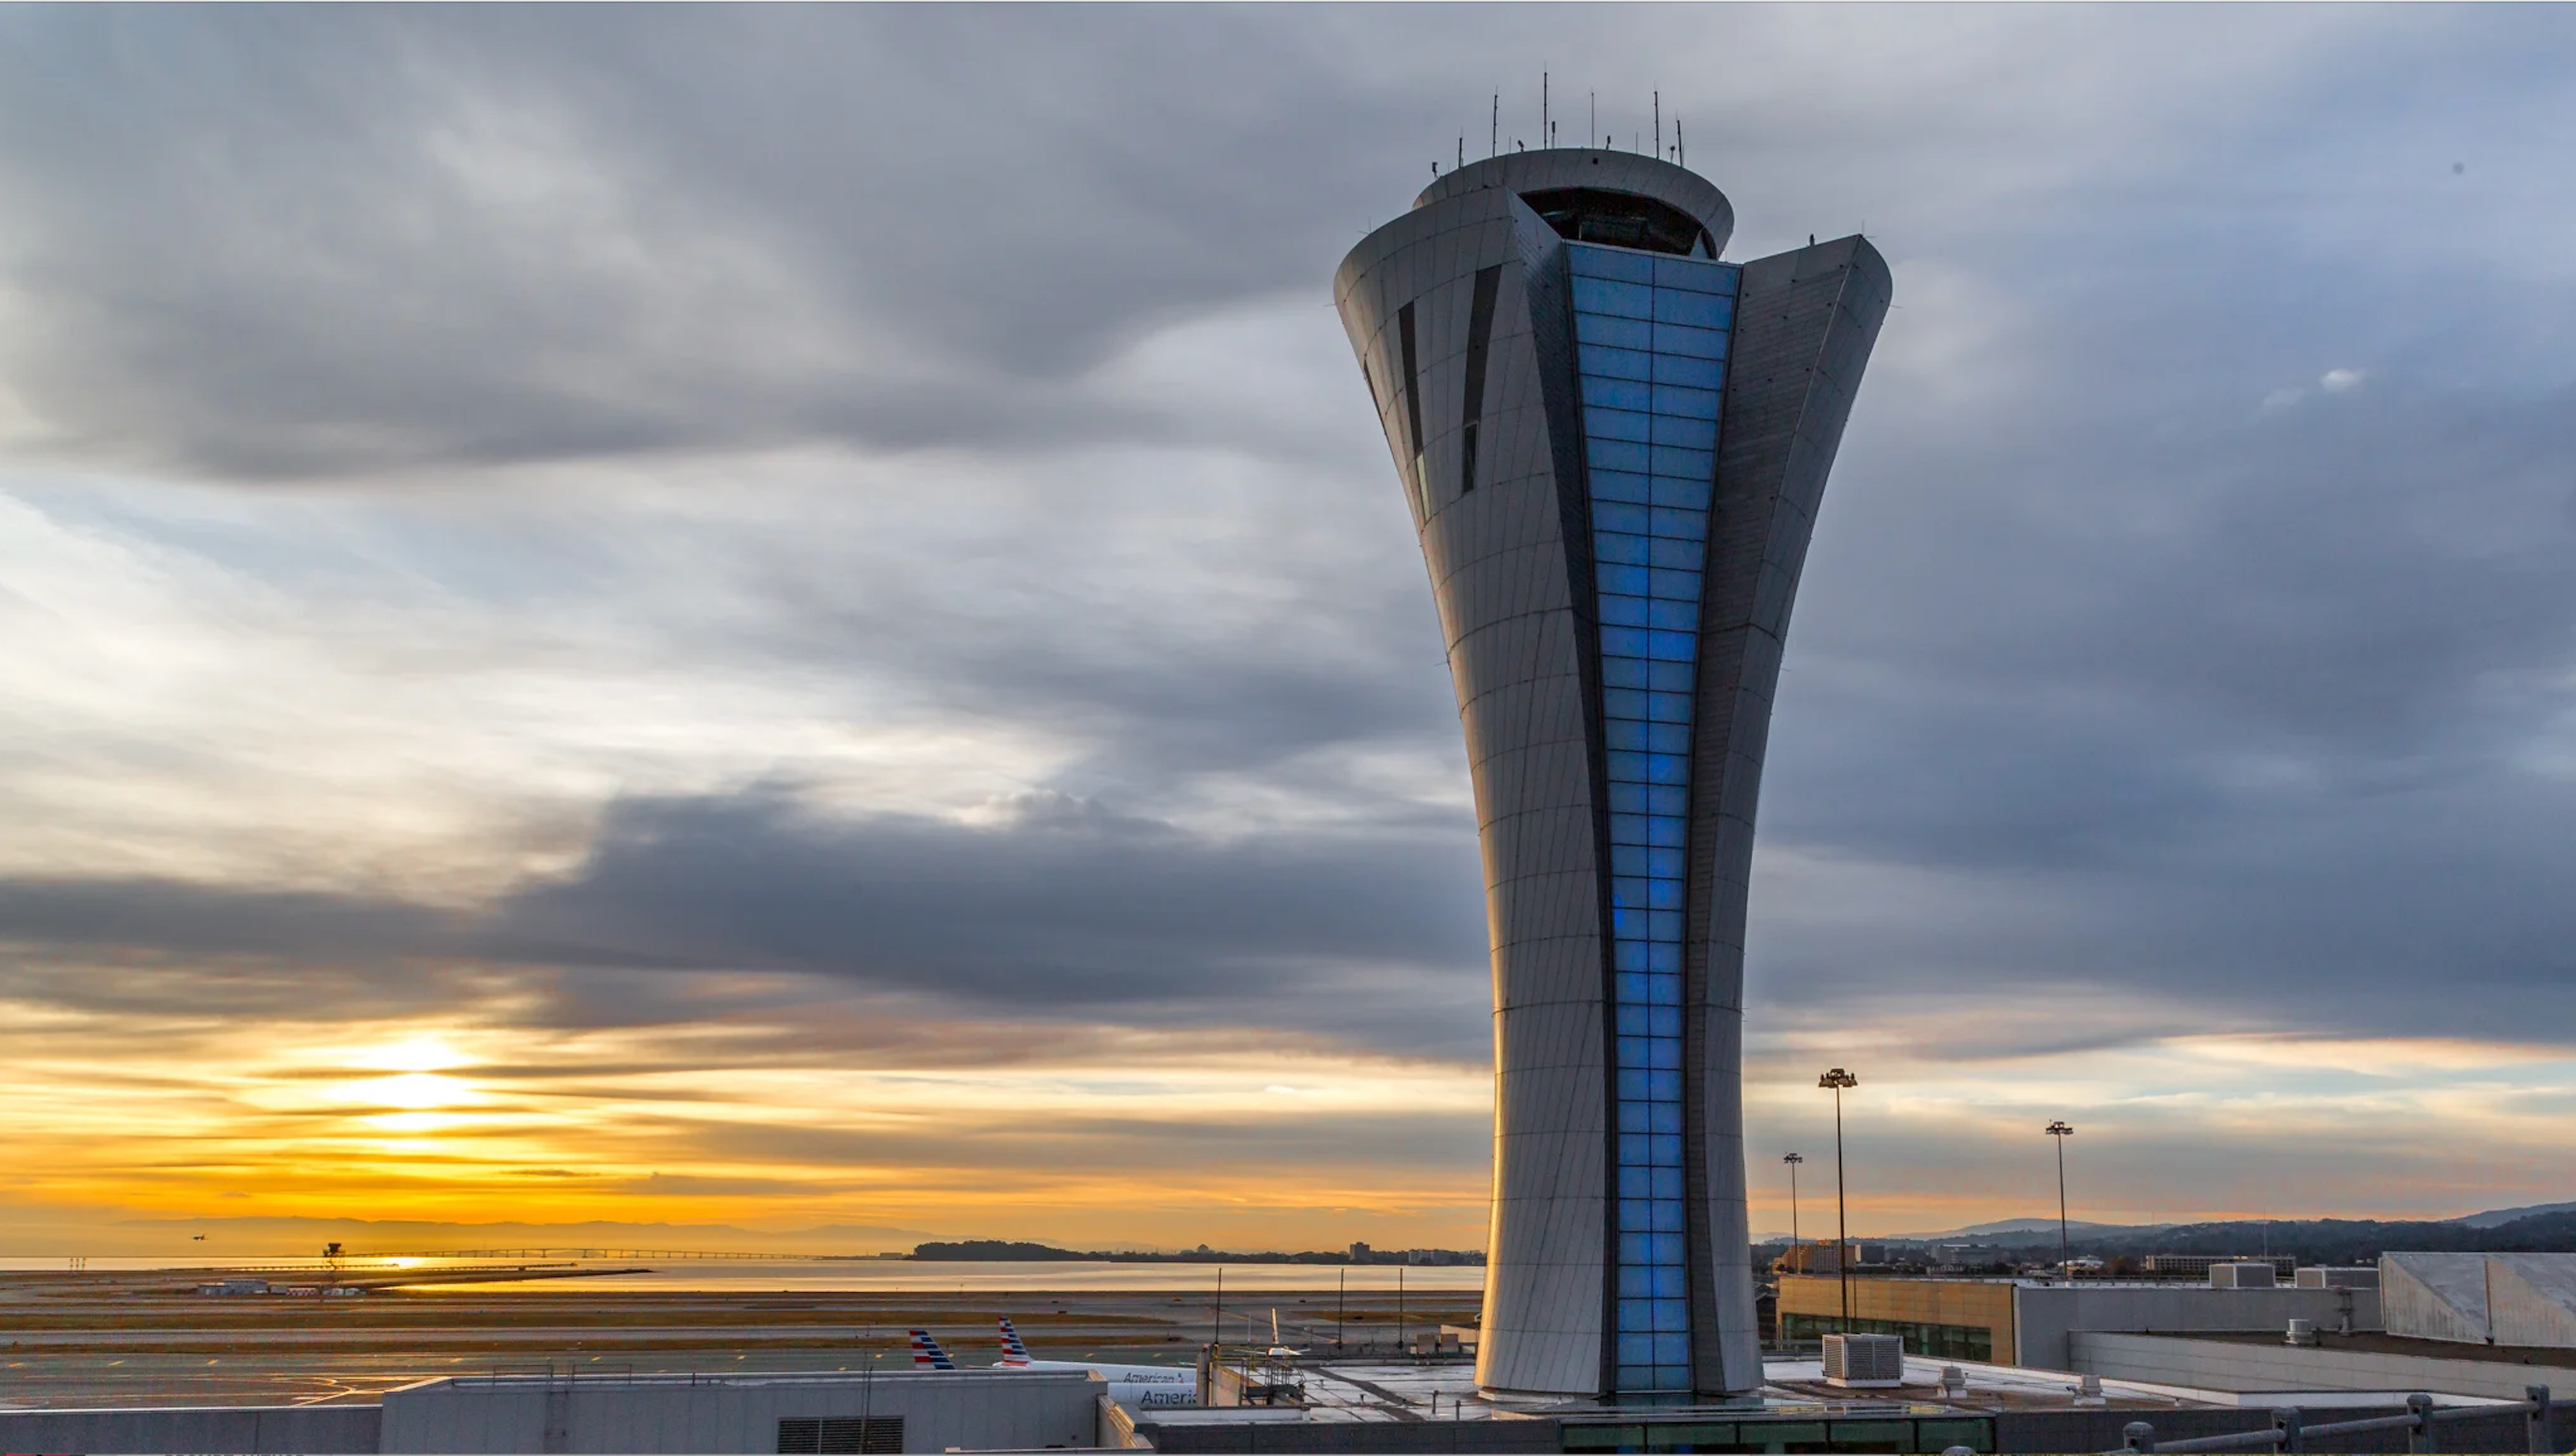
[2048,1120,2075,1283]
[1783,1152,1805,1248]
[1818,1068,1858,1334]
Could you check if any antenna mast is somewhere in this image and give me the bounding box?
[1542,72,1548,150]
[1490,94,1498,159]
[1654,91,1661,157]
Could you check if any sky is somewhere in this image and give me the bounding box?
[3,6,2576,1257]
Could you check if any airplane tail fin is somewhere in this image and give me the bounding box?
[998,1316,1032,1367]
[908,1329,957,1370]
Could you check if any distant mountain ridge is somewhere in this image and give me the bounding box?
[1788,1204,2576,1263]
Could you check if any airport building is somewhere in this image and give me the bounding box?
[1334,150,1889,1400]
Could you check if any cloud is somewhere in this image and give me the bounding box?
[0,783,1491,1053]
[6,6,2576,1235]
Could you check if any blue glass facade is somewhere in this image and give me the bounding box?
[1568,241,1739,1396]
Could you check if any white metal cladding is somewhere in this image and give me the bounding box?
[1334,150,1888,1400]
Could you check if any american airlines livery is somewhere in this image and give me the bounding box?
[906,1329,956,1370]
[994,1317,1200,1409]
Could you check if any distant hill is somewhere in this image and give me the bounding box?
[2460,1201,2576,1229]
[1936,1210,2576,1264]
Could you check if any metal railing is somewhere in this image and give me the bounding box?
[2116,1387,2552,1454]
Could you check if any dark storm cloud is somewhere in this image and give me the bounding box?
[0,6,1428,476]
[0,787,1492,1052]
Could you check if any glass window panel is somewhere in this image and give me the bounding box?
[1646,687,1695,720]
[1648,506,1709,541]
[1604,748,1650,783]
[1652,1166,1685,1200]
[1653,255,1739,293]
[1651,413,1718,450]
[1652,289,1733,328]
[1651,1200,1684,1233]
[1649,444,1715,480]
[1599,624,1651,658]
[1592,498,1649,534]
[1611,844,1651,877]
[1609,782,1653,817]
[1644,719,1690,753]
[1648,1007,1683,1040]
[1647,536,1703,571]
[1610,875,1650,908]
[1654,1333,1690,1365]
[1646,939,1683,972]
[1652,352,1724,389]
[1619,1264,1657,1298]
[1649,1069,1683,1100]
[1619,1297,1655,1330]
[1616,970,1650,1005]
[1589,436,1650,472]
[1599,593,1653,629]
[1574,312,1652,350]
[1644,815,1685,848]
[1650,1232,1685,1265]
[1648,1105,1682,1139]
[1616,1226,1653,1265]
[1610,905,1647,938]
[1602,684,1648,719]
[1585,405,1650,442]
[1647,598,1697,632]
[1595,531,1650,567]
[1605,719,1650,753]
[1566,274,1648,319]
[1643,783,1688,817]
[1653,477,1714,511]
[1646,968,1682,1002]
[1647,629,1697,663]
[1583,344,1654,381]
[1573,245,1657,283]
[1608,810,1653,844]
[1649,1042,1682,1075]
[1581,376,1653,411]
[1652,383,1722,419]
[1642,749,1689,783]
[1648,878,1684,910]
[1591,468,1650,504]
[1601,661,1651,697]
[1646,567,1702,602]
[1653,320,1729,358]
[1615,1013,1650,1045]
[1616,1332,1657,1367]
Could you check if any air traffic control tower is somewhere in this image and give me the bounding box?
[1334,151,1889,1401]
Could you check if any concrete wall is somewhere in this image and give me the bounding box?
[0,1403,381,1454]
[379,1369,1100,1454]
[2014,1284,2382,1371]
[2386,1253,2576,1348]
[2491,1256,2576,1348]
[2070,1331,2576,1402]
[2383,1253,2492,1344]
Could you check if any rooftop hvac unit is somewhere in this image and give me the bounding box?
[1822,1333,1905,1388]
[2210,1261,2278,1288]
[2294,1266,2380,1290]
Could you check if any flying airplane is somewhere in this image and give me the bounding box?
[994,1318,1200,1409]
